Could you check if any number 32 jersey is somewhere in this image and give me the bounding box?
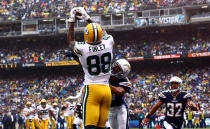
[74,35,114,85]
[159,91,192,128]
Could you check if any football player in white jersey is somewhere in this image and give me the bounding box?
[50,103,59,129]
[33,103,42,129]
[23,102,35,129]
[67,7,114,129]
[37,99,56,129]
[61,100,75,129]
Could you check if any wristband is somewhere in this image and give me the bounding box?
[146,114,151,119]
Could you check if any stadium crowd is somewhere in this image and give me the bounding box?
[0,0,208,21]
[0,64,209,128]
[0,36,209,64]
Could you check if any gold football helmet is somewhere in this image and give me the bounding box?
[26,102,32,106]
[84,23,103,44]
[40,99,47,104]
[53,103,58,106]
[41,99,47,108]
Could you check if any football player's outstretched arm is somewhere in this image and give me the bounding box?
[142,100,163,125]
[67,8,81,63]
[67,8,78,50]
[67,22,75,50]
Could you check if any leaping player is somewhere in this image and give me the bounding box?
[67,7,114,129]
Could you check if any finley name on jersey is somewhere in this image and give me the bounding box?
[89,44,105,52]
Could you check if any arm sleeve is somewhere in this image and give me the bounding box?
[119,81,132,93]
[103,35,114,47]
[183,92,192,101]
[119,78,132,93]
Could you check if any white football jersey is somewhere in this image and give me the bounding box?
[64,101,75,117]
[52,107,59,119]
[194,111,201,119]
[37,104,52,120]
[74,35,114,85]
[23,107,34,120]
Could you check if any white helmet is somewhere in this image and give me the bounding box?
[169,76,182,92]
[169,76,182,84]
[111,59,131,78]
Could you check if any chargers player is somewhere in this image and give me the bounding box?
[23,102,35,129]
[37,99,56,129]
[108,59,131,129]
[67,7,114,129]
[142,76,198,129]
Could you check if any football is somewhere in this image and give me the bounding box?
[75,11,83,20]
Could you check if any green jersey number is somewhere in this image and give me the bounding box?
[87,52,111,75]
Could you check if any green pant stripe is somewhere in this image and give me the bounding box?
[82,85,86,126]
[82,85,89,127]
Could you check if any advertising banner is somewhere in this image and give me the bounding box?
[136,15,184,27]
[127,57,144,61]
[45,60,79,66]
[188,52,210,57]
[153,54,180,60]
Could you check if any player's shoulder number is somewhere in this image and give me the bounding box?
[76,42,85,45]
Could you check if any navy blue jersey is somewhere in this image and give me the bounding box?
[109,75,131,107]
[159,91,192,129]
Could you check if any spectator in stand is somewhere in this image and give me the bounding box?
[138,111,144,129]
[0,0,208,21]
[2,112,12,129]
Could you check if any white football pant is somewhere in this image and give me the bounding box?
[108,104,128,129]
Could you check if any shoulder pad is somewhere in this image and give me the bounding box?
[159,92,167,99]
[102,35,112,40]
[183,92,191,99]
